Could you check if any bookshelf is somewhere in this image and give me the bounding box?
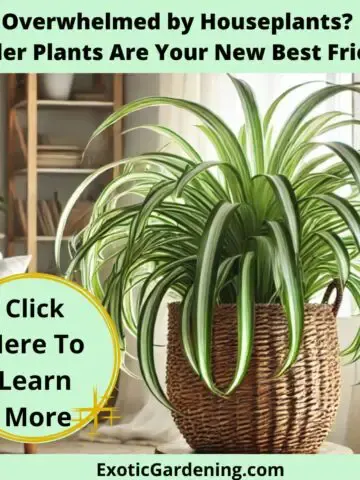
[15,167,97,175]
[14,99,115,109]
[7,73,124,272]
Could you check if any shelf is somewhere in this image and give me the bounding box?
[14,236,72,242]
[13,99,114,110]
[7,74,123,273]
[14,168,97,175]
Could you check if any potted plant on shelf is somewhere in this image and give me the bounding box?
[56,77,360,453]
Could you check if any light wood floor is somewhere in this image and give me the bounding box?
[0,438,353,454]
[0,437,154,454]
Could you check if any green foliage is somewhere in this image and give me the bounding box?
[56,77,360,406]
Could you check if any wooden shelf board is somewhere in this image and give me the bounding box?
[13,99,114,109]
[7,73,123,275]
[14,236,72,242]
[14,167,96,175]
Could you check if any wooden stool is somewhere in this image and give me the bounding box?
[24,443,37,454]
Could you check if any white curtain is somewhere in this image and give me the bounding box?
[84,73,359,451]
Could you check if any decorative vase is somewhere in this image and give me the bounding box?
[167,300,341,453]
[39,74,74,100]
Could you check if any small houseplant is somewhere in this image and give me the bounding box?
[56,77,360,453]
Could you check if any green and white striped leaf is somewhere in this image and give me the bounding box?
[175,161,244,200]
[341,328,360,358]
[194,201,239,393]
[225,252,255,395]
[267,221,304,375]
[215,255,241,298]
[122,124,202,163]
[345,274,360,313]
[269,84,360,172]
[316,231,350,288]
[321,141,360,192]
[230,76,264,174]
[87,95,252,190]
[255,174,301,254]
[180,286,199,376]
[308,194,360,250]
[263,80,322,133]
[138,265,188,410]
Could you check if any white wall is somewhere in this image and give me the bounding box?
[328,317,360,451]
[123,74,160,156]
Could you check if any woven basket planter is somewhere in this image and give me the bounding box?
[167,302,341,454]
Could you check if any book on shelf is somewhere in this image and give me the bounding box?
[37,202,48,236]
[48,194,62,227]
[14,194,92,237]
[37,193,63,236]
[15,199,27,235]
[39,200,56,236]
[64,201,93,236]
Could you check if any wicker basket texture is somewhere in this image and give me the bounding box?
[167,303,341,453]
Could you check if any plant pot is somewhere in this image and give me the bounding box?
[167,303,341,453]
[39,74,74,100]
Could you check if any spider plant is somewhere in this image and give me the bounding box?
[56,76,360,409]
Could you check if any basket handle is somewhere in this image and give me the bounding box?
[321,279,343,317]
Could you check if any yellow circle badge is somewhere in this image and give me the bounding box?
[0,273,120,443]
